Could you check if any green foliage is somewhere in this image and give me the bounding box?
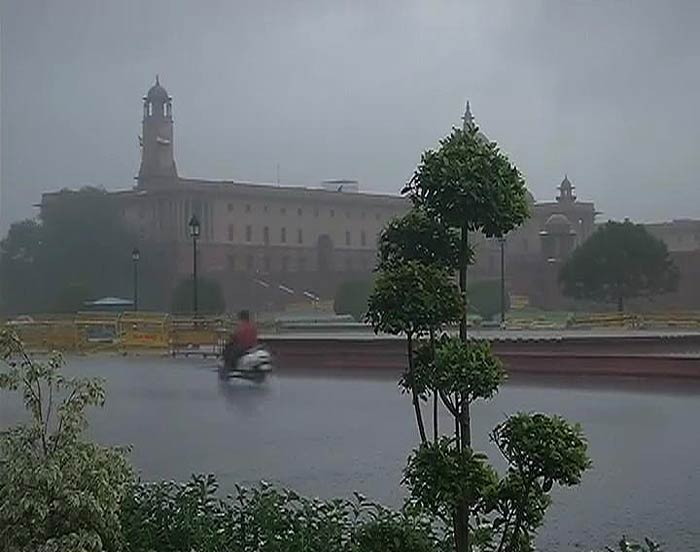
[0,188,140,314]
[408,338,505,405]
[605,537,662,552]
[121,477,439,552]
[467,280,509,321]
[489,413,591,551]
[404,439,498,520]
[171,276,226,315]
[403,126,529,238]
[334,279,374,322]
[378,209,464,270]
[53,282,94,313]
[366,261,463,337]
[0,329,133,552]
[492,413,591,488]
[559,220,679,311]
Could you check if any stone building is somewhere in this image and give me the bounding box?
[41,77,700,312]
[41,78,408,311]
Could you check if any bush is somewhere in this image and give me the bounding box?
[121,477,440,552]
[0,330,133,551]
[334,279,374,322]
[171,277,225,315]
[467,280,510,321]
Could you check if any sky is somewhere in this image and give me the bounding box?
[2,0,700,234]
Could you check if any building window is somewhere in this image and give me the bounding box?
[281,207,287,215]
[297,207,303,216]
[227,254,235,270]
[281,227,287,243]
[297,228,303,244]
[361,211,366,219]
[227,203,233,212]
[282,256,289,272]
[264,205,269,213]
[247,255,254,271]
[345,231,351,246]
[246,225,252,242]
[361,231,366,247]
[330,209,335,217]
[263,226,270,245]
[228,224,234,242]
[245,204,251,213]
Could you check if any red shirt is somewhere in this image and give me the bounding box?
[234,321,258,350]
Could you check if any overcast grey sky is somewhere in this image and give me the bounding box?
[2,0,700,233]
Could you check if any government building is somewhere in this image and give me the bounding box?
[40,78,700,312]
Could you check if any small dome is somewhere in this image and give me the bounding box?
[545,213,572,232]
[146,76,169,102]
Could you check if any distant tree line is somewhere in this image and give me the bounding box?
[0,187,229,316]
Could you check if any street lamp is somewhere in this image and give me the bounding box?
[131,247,140,311]
[188,215,201,316]
[499,236,506,326]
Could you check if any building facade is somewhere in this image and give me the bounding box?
[40,78,700,312]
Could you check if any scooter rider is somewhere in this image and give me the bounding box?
[225,310,258,368]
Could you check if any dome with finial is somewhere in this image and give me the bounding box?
[146,75,169,102]
[557,174,576,202]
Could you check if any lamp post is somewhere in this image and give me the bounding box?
[131,247,140,311]
[188,215,201,316]
[499,236,506,325]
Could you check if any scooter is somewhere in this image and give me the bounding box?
[220,344,273,382]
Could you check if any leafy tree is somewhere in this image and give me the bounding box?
[370,122,591,552]
[53,282,94,313]
[559,220,679,312]
[399,124,529,551]
[379,209,463,270]
[468,280,510,321]
[0,187,149,314]
[333,279,374,321]
[0,220,45,313]
[0,329,133,551]
[171,276,226,315]
[367,261,463,442]
[403,125,529,439]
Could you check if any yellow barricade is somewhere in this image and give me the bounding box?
[119,312,170,348]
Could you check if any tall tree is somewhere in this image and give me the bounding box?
[403,124,529,433]
[0,187,170,314]
[368,123,590,552]
[559,220,679,312]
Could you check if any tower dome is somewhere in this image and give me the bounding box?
[146,75,169,102]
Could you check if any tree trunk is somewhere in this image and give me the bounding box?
[454,223,470,552]
[407,334,427,443]
[430,328,438,442]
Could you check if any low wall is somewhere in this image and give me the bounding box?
[262,334,700,379]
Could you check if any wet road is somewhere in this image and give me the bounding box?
[2,355,699,549]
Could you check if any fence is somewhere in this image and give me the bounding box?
[2,311,235,354]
